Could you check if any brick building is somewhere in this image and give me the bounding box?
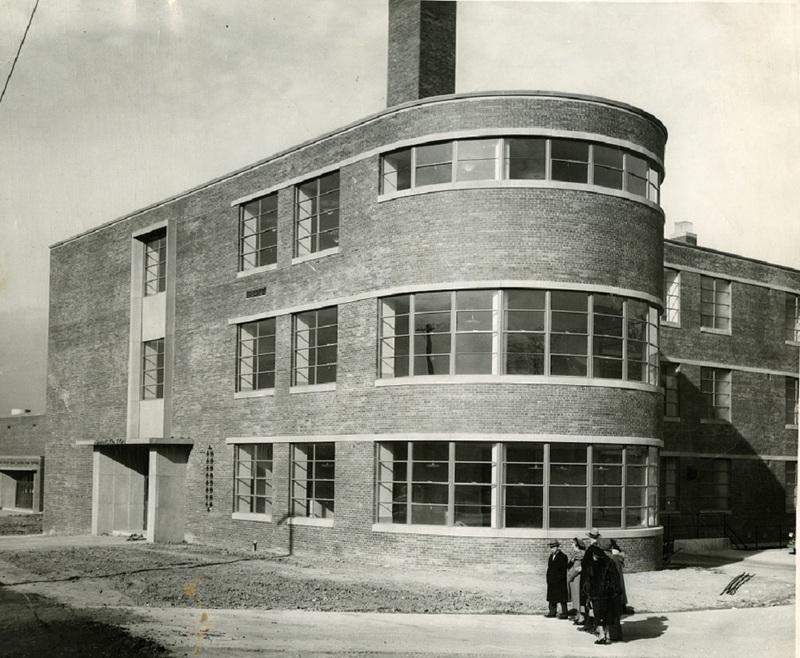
[42,1,798,570]
[0,411,45,512]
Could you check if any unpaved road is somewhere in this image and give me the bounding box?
[0,536,795,657]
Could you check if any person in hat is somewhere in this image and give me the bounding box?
[544,540,569,619]
[576,529,601,632]
[586,538,625,644]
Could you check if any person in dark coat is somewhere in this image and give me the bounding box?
[586,538,625,645]
[545,540,569,619]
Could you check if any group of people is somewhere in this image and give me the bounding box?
[544,528,629,646]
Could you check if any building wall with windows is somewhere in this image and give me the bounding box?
[45,88,669,570]
[42,2,798,570]
[661,238,800,546]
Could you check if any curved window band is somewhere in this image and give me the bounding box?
[378,289,660,385]
[375,441,659,530]
[380,136,661,204]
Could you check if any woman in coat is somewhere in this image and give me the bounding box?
[566,537,586,623]
[585,539,625,645]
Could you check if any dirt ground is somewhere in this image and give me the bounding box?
[0,539,794,657]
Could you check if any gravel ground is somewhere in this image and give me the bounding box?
[0,542,794,614]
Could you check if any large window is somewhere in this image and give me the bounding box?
[376,441,658,530]
[786,293,800,342]
[700,367,731,422]
[141,338,165,400]
[293,307,337,386]
[234,444,273,515]
[786,377,799,426]
[662,269,680,324]
[378,289,659,384]
[700,276,731,331]
[699,459,730,511]
[142,230,167,296]
[237,319,276,392]
[661,362,680,418]
[291,442,335,519]
[295,171,339,258]
[239,193,278,271]
[380,136,662,202]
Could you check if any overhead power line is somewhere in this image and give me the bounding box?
[0,0,42,110]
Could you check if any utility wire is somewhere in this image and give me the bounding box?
[0,0,41,110]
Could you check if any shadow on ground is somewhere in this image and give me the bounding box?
[622,615,669,641]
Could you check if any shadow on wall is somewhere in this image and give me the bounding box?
[661,365,795,548]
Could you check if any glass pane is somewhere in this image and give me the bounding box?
[592,508,622,528]
[549,508,586,528]
[549,486,587,506]
[506,443,544,462]
[550,465,587,486]
[550,444,587,463]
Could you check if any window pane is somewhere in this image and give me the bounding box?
[506,138,546,180]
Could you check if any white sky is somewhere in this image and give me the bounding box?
[0,0,798,414]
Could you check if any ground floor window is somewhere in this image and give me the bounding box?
[375,441,658,529]
[233,444,273,515]
[291,442,335,519]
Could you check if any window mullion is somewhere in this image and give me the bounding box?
[587,294,594,378]
[586,444,593,529]
[409,295,416,376]
[545,139,552,180]
[448,442,455,526]
[450,292,456,376]
[544,291,551,377]
[543,443,550,530]
[492,443,501,529]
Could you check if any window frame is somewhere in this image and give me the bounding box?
[378,136,662,203]
[698,459,731,512]
[291,442,335,520]
[378,289,659,385]
[375,441,659,531]
[786,461,797,513]
[292,306,338,387]
[239,193,278,272]
[142,230,167,296]
[661,362,680,419]
[141,338,165,400]
[786,376,799,427]
[786,293,800,343]
[294,171,340,259]
[700,367,732,422]
[233,443,273,517]
[236,318,277,392]
[662,269,681,325]
[700,276,731,332]
[660,456,679,512]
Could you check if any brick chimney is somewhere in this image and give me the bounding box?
[387,0,457,107]
[671,221,698,246]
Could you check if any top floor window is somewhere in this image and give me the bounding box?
[239,193,278,271]
[295,171,339,258]
[662,269,680,324]
[786,293,800,342]
[142,229,166,296]
[700,276,731,331]
[379,136,662,203]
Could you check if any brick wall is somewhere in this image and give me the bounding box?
[47,92,666,565]
[0,414,45,456]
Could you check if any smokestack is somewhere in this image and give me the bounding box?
[671,221,697,246]
[387,0,457,107]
